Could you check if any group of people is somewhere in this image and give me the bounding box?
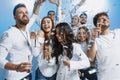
[0,0,120,80]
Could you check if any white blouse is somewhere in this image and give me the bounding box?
[32,37,58,77]
[56,43,90,80]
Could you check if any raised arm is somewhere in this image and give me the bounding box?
[87,27,100,65]
[26,0,45,30]
[49,0,58,6]
[71,0,86,16]
[33,0,45,15]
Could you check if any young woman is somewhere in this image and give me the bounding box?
[76,26,98,80]
[32,16,57,80]
[52,22,90,80]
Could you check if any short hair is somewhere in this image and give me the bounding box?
[93,12,109,26]
[13,3,26,16]
[47,10,55,16]
[79,12,87,18]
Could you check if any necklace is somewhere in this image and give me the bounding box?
[15,25,31,47]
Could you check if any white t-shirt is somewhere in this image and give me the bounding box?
[95,29,120,80]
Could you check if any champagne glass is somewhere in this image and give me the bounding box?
[27,55,32,73]
[44,40,52,63]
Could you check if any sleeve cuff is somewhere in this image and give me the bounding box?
[0,59,8,69]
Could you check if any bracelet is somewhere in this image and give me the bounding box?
[89,58,94,63]
[15,64,21,72]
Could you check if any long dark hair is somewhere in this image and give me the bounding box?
[52,22,76,64]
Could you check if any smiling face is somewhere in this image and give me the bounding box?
[79,14,87,24]
[77,27,88,42]
[97,15,110,31]
[55,27,66,44]
[14,7,29,25]
[71,15,79,27]
[41,17,53,33]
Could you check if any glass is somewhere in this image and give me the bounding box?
[44,40,52,63]
[27,55,32,73]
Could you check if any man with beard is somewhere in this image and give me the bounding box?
[0,1,44,79]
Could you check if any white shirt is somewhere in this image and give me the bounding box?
[80,42,88,55]
[32,37,58,77]
[0,14,37,80]
[95,29,120,80]
[56,43,90,80]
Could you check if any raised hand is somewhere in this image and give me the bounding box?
[49,0,58,6]
[36,0,46,4]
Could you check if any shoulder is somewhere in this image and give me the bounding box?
[3,26,16,36]
[0,26,15,42]
[113,28,120,34]
[72,43,82,50]
[72,43,81,47]
[37,30,44,38]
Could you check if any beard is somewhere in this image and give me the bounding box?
[17,16,29,25]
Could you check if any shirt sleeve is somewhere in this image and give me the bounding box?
[71,4,80,17]
[26,14,38,31]
[57,6,62,23]
[0,32,12,69]
[35,15,41,26]
[70,43,90,70]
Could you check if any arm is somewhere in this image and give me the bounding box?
[0,32,12,69]
[49,0,58,6]
[63,44,90,70]
[70,44,90,70]
[87,42,96,66]
[26,0,45,30]
[71,0,86,16]
[87,26,100,65]
[57,0,62,23]
[0,32,31,72]
[49,0,63,23]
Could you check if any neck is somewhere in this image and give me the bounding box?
[72,25,78,28]
[101,28,110,35]
[15,24,26,31]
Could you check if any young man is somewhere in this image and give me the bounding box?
[88,12,120,80]
[0,0,45,79]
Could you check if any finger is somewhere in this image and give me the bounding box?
[22,62,32,65]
